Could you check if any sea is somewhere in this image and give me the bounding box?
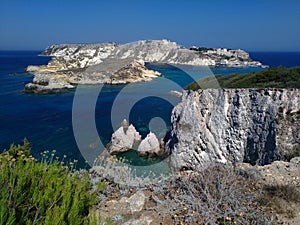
[0,51,299,168]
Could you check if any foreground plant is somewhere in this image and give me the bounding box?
[0,139,98,225]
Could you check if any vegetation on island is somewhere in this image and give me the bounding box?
[185,66,300,91]
[189,47,214,52]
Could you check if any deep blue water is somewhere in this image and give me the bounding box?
[0,51,299,167]
[249,52,300,68]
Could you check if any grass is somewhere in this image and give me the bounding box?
[185,66,300,90]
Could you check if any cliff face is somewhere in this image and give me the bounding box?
[40,39,262,68]
[25,40,263,93]
[166,89,300,170]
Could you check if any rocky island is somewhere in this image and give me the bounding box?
[25,39,263,93]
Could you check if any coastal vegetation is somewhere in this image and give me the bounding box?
[0,140,102,225]
[1,141,299,224]
[185,66,300,90]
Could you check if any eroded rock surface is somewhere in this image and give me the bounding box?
[137,132,161,157]
[107,121,164,157]
[166,88,300,170]
[107,121,141,154]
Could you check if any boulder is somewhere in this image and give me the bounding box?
[137,132,161,157]
[107,121,141,154]
[105,191,146,215]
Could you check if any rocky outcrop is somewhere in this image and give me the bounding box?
[25,40,263,93]
[166,88,300,170]
[107,120,141,154]
[25,59,160,93]
[41,40,262,67]
[107,121,164,157]
[137,132,161,157]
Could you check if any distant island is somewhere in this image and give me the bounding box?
[24,39,264,93]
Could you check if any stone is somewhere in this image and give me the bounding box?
[238,157,300,186]
[128,191,146,213]
[105,191,146,215]
[107,121,141,154]
[137,132,161,157]
[123,216,153,225]
[166,88,300,170]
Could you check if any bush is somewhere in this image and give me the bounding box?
[0,140,98,225]
[152,165,271,224]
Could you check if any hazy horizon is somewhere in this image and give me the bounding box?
[1,0,300,51]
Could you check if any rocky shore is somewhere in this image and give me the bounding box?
[25,40,263,93]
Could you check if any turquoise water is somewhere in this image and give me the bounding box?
[2,51,295,167]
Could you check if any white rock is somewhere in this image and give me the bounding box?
[108,122,141,154]
[166,89,300,170]
[137,132,161,157]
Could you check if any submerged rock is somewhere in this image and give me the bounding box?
[137,132,161,157]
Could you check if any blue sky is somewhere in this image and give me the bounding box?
[0,0,299,51]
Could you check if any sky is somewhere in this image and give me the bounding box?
[0,0,299,51]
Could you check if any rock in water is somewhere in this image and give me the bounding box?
[137,132,161,157]
[166,88,300,170]
[107,122,141,154]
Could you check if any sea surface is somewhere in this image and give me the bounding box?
[249,52,300,68]
[0,51,299,168]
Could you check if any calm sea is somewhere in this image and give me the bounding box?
[249,52,300,68]
[0,51,299,167]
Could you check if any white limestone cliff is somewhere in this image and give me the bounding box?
[166,88,300,170]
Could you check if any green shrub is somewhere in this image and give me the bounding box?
[185,66,300,90]
[0,140,98,225]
